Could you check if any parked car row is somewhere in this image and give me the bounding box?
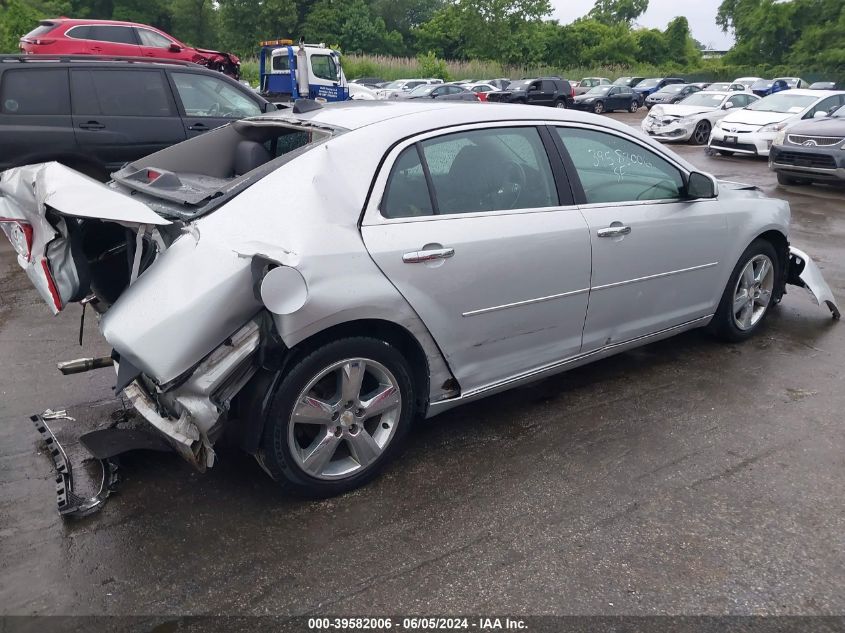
[634,78,845,188]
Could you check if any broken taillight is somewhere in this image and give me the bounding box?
[0,218,34,261]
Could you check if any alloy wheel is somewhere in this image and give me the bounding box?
[593,102,604,114]
[692,121,711,145]
[732,254,774,331]
[287,358,402,480]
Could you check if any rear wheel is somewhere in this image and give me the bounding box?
[691,120,711,145]
[593,101,605,114]
[710,239,779,342]
[555,98,567,108]
[260,337,415,497]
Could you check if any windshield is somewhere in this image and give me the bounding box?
[747,93,817,113]
[751,80,773,90]
[587,86,612,95]
[384,81,405,89]
[638,78,661,89]
[25,23,57,38]
[831,105,845,118]
[613,77,631,85]
[708,83,729,90]
[507,80,532,91]
[409,85,435,96]
[659,85,684,94]
[680,92,727,107]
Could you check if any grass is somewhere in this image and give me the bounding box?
[240,54,843,88]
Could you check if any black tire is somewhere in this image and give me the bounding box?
[710,239,780,343]
[691,120,711,145]
[718,150,734,156]
[593,101,605,114]
[554,98,567,109]
[260,337,415,497]
[777,172,809,186]
[629,100,639,113]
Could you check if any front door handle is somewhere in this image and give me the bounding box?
[597,225,632,238]
[188,122,209,132]
[79,121,104,130]
[402,247,454,263]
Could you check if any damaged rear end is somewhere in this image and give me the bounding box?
[0,113,338,512]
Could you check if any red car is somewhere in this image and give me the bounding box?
[19,18,240,79]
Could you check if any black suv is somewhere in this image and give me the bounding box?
[0,56,273,179]
[486,77,574,108]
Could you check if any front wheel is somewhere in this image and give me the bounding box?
[710,239,780,342]
[629,100,639,113]
[593,101,605,114]
[260,337,415,497]
[691,120,711,145]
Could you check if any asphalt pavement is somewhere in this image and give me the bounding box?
[1,107,844,618]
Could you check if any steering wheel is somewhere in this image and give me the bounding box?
[207,102,221,116]
[496,161,527,209]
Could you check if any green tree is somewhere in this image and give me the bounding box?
[634,28,668,65]
[588,0,648,26]
[219,0,298,55]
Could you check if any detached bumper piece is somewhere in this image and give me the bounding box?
[31,414,119,518]
[788,247,841,320]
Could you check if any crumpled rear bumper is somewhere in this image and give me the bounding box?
[788,247,840,319]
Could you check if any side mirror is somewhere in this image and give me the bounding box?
[723,101,735,110]
[813,110,828,119]
[169,43,182,52]
[686,172,716,199]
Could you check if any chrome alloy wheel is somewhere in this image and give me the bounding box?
[287,358,402,480]
[732,254,774,331]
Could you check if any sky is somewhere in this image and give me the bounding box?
[549,0,735,50]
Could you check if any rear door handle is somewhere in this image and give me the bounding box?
[402,248,454,263]
[597,225,632,238]
[79,121,104,130]
[188,122,209,132]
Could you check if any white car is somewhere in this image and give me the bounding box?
[734,77,764,90]
[348,83,377,100]
[709,90,845,157]
[376,79,441,100]
[642,91,760,145]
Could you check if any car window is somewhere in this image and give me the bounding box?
[71,69,173,117]
[0,68,69,115]
[556,127,684,204]
[65,25,91,39]
[171,72,261,117]
[271,54,289,71]
[419,127,557,215]
[310,55,337,81]
[136,28,173,48]
[806,96,843,118]
[88,25,137,44]
[381,146,434,219]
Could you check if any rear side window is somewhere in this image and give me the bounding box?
[71,70,173,116]
[24,23,58,38]
[88,25,137,44]
[65,25,91,39]
[382,146,433,218]
[542,80,556,92]
[0,69,70,115]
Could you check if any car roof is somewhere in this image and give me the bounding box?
[764,89,842,97]
[43,17,149,27]
[0,54,206,72]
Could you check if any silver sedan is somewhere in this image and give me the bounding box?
[1,101,839,498]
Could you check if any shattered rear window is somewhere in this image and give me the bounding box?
[110,118,337,220]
